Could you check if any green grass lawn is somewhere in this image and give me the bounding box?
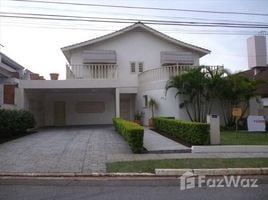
[220,131,268,145]
[107,158,268,173]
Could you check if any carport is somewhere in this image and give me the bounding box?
[24,88,116,127]
[16,79,137,127]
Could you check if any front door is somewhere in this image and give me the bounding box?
[54,101,66,126]
[120,98,130,120]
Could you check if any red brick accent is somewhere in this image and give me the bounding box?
[4,85,16,104]
[30,73,39,80]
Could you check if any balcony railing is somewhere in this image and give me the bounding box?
[66,64,118,80]
[138,65,223,84]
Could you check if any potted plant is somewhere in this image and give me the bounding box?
[50,73,59,80]
[148,98,158,128]
[134,112,142,125]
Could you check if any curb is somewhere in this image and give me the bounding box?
[0,172,155,178]
[0,168,267,178]
[155,168,268,176]
[192,145,268,153]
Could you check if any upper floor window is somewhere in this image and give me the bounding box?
[138,62,143,73]
[130,61,144,73]
[130,62,136,73]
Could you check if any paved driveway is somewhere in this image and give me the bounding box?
[0,126,131,173]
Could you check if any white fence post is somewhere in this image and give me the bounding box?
[207,114,220,145]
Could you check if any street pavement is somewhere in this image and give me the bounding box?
[0,176,267,200]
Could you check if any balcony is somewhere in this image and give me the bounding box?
[66,64,118,80]
[138,65,223,84]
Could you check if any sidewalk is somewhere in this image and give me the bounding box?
[142,128,268,154]
[143,128,191,153]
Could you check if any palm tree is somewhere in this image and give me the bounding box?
[166,66,228,122]
[166,65,261,125]
[166,66,209,122]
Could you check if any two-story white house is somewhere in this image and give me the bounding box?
[14,22,212,126]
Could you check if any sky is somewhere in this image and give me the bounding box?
[0,0,268,79]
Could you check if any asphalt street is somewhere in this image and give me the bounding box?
[0,176,267,200]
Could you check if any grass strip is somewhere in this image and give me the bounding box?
[221,131,268,145]
[107,158,268,173]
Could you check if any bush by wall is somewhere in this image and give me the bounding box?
[153,117,209,145]
[113,118,144,153]
[0,109,36,138]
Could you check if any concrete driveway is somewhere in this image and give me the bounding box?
[0,126,131,173]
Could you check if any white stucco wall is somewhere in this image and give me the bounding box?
[69,29,201,87]
[137,79,190,125]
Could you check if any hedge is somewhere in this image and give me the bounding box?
[113,118,144,153]
[0,109,36,138]
[152,117,209,145]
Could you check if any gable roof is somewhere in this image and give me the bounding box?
[0,52,24,70]
[61,22,211,60]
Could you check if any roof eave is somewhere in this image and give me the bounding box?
[0,52,24,70]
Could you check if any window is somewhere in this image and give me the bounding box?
[138,62,143,73]
[130,61,144,73]
[130,62,136,73]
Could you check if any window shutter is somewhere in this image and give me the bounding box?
[4,85,16,105]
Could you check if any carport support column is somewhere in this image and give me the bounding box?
[15,87,25,109]
[115,88,120,117]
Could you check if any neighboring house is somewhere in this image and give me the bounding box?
[0,52,43,109]
[240,34,268,121]
[13,22,213,126]
[0,52,26,109]
[240,67,268,121]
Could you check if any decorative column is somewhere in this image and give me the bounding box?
[115,88,120,117]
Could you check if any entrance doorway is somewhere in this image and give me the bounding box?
[120,98,131,120]
[54,101,66,126]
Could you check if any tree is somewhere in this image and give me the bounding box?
[217,74,262,126]
[166,65,260,125]
[166,66,210,122]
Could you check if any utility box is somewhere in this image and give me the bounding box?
[207,114,220,145]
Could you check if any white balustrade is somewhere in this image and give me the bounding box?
[138,65,223,84]
[66,64,118,80]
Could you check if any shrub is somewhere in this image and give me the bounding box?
[152,117,209,145]
[113,118,144,153]
[0,109,36,138]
